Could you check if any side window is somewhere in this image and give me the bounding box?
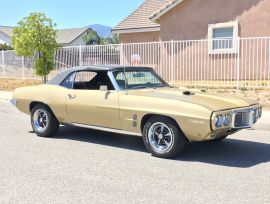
[75,71,97,83]
[60,72,76,89]
[73,71,114,90]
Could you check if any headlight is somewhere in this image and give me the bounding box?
[215,115,223,128]
[223,114,232,126]
[214,113,232,128]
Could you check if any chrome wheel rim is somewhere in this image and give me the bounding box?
[148,122,173,153]
[33,109,48,132]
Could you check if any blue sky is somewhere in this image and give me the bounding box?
[0,0,144,28]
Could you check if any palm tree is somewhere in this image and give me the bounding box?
[83,31,100,45]
[83,31,120,45]
[111,34,120,44]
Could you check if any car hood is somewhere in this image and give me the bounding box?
[127,88,257,111]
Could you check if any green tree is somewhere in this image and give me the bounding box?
[100,37,112,45]
[111,34,120,44]
[99,34,120,45]
[0,43,13,51]
[12,13,59,83]
[83,31,120,45]
[83,30,100,45]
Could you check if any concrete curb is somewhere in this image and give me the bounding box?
[0,91,13,100]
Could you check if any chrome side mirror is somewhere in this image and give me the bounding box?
[100,85,108,92]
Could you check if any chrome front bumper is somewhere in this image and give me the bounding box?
[211,105,262,131]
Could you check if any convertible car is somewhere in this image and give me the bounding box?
[11,66,262,158]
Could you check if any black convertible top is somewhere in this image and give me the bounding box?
[47,65,153,85]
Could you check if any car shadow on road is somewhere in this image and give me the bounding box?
[177,139,270,168]
[56,125,147,153]
[56,125,270,168]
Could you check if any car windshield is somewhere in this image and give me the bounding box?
[113,69,169,90]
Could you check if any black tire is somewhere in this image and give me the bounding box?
[142,116,187,158]
[31,104,59,137]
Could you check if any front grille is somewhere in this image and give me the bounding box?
[233,110,253,128]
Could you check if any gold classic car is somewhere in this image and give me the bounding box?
[11,66,262,158]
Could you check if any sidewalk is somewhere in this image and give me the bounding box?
[0,91,13,100]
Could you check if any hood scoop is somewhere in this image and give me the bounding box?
[183,91,196,96]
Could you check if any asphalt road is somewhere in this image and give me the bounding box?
[0,99,269,204]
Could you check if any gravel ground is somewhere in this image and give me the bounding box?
[0,99,269,204]
[0,78,41,91]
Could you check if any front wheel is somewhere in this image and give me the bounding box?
[31,104,59,137]
[142,116,187,158]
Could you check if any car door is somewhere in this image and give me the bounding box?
[65,71,121,129]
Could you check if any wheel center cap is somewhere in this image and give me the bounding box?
[40,118,44,123]
[158,134,163,140]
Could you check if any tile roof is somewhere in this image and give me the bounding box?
[112,0,171,33]
[150,0,184,22]
[0,26,94,44]
[56,27,91,44]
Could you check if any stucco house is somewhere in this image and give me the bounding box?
[112,0,270,84]
[112,0,270,43]
[0,26,99,47]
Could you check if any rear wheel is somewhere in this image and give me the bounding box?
[142,116,187,158]
[31,104,59,137]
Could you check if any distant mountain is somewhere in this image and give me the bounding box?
[89,24,112,38]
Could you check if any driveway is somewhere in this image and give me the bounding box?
[0,99,269,203]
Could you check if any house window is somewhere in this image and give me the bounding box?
[208,22,239,54]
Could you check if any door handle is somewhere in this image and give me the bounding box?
[68,94,76,99]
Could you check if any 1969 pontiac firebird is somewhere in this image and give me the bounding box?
[11,66,262,158]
